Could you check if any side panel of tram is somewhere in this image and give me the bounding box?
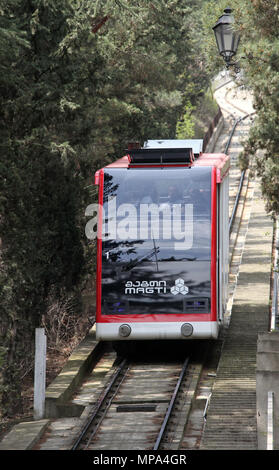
[94,144,229,341]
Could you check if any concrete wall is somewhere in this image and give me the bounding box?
[257,331,279,449]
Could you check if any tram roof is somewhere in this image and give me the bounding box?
[144,139,203,156]
[95,139,230,184]
[100,153,229,183]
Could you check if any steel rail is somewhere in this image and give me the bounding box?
[71,357,128,450]
[153,357,190,450]
[227,113,255,234]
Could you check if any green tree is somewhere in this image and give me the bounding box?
[234,0,279,215]
[0,0,98,414]
[202,0,279,215]
[176,101,196,139]
[0,0,212,416]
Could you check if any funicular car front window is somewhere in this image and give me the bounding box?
[102,167,212,264]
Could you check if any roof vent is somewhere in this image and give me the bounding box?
[128,148,194,166]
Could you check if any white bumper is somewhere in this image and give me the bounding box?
[96,321,219,341]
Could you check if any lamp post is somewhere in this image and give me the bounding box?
[213,7,240,70]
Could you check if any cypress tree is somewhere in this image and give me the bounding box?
[0,0,211,416]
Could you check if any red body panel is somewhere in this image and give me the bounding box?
[96,168,104,325]
[210,167,217,322]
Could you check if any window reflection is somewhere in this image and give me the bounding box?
[102,167,211,262]
[101,167,212,316]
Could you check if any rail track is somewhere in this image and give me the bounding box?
[34,81,260,451]
[71,356,193,450]
[180,84,257,449]
[66,82,255,451]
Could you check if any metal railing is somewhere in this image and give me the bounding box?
[271,218,279,331]
[266,219,279,450]
[227,113,256,234]
[267,391,274,450]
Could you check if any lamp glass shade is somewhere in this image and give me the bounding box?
[213,8,240,63]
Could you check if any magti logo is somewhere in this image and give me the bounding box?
[170,278,189,296]
[124,279,189,295]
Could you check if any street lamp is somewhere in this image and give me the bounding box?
[213,7,240,69]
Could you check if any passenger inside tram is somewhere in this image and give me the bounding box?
[140,184,158,204]
[167,185,184,203]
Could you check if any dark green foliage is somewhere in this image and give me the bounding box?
[234,0,279,215]
[203,0,279,216]
[0,0,96,414]
[0,0,210,416]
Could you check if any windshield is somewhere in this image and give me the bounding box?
[101,167,212,315]
[102,167,211,261]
